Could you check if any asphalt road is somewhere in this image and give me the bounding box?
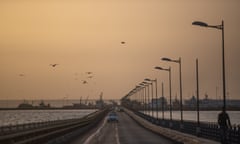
[81,111,176,144]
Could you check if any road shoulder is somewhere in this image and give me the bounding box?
[124,108,220,144]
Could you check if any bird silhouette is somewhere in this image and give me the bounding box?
[86,72,92,74]
[121,41,126,44]
[50,64,58,67]
[82,80,88,84]
[87,76,93,78]
[19,74,25,77]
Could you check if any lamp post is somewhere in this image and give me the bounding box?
[137,85,144,113]
[145,79,153,118]
[140,83,147,115]
[143,81,151,116]
[161,82,165,121]
[139,83,146,114]
[128,89,134,110]
[130,88,138,110]
[162,57,183,126]
[135,86,141,111]
[140,86,144,112]
[145,78,158,120]
[192,20,226,111]
[196,59,200,135]
[155,79,158,120]
[155,66,172,123]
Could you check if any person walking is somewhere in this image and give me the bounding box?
[218,107,231,144]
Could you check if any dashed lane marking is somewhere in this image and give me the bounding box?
[115,124,120,144]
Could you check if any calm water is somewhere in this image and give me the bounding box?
[0,109,97,127]
[143,111,240,125]
[0,100,96,108]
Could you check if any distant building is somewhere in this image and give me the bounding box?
[184,94,240,110]
[18,100,50,109]
[151,97,168,109]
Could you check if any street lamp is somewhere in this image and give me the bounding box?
[196,59,200,135]
[192,21,223,30]
[143,81,151,116]
[162,57,183,125]
[135,86,142,111]
[141,82,150,116]
[130,86,142,111]
[140,86,145,112]
[137,85,145,113]
[145,78,158,120]
[192,20,226,111]
[140,83,147,114]
[161,82,165,121]
[145,79,154,119]
[155,66,172,122]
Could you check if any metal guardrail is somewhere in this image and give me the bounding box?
[135,111,240,144]
[0,119,76,136]
[0,109,108,144]
[0,110,102,136]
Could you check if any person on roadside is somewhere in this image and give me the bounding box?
[218,107,231,144]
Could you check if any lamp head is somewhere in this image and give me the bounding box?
[144,78,151,81]
[155,66,163,70]
[192,21,208,27]
[142,81,150,84]
[161,57,172,61]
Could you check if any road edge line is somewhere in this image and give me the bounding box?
[83,117,107,144]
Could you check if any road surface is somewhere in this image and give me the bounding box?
[77,111,176,144]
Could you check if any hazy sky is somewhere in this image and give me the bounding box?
[0,0,240,101]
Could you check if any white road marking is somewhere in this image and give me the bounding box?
[115,124,121,144]
[83,117,107,144]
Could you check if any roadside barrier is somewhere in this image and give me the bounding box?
[0,108,108,144]
[134,110,239,144]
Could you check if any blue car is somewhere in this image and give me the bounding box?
[107,112,119,122]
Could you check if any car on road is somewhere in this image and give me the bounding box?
[107,112,118,123]
[118,107,124,112]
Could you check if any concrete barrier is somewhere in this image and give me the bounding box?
[124,108,219,144]
[0,109,108,144]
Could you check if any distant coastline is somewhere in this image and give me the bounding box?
[1,107,240,111]
[1,99,240,111]
[0,99,101,108]
[0,107,97,110]
[0,99,105,110]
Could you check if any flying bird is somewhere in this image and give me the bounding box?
[121,41,126,44]
[19,74,25,77]
[87,76,93,78]
[86,72,92,74]
[50,64,59,67]
[82,80,88,84]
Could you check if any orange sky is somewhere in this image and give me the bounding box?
[0,0,240,100]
